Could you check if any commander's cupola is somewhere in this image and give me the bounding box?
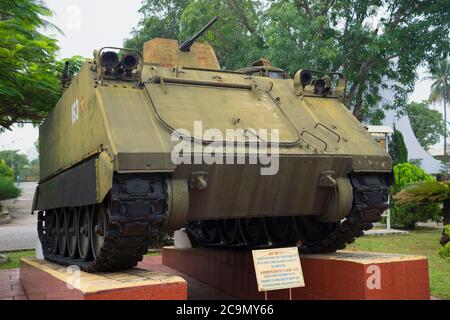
[236,59,289,79]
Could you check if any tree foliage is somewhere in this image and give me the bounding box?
[124,0,191,50]
[0,1,86,131]
[266,0,449,121]
[407,101,446,150]
[125,0,450,123]
[0,0,60,130]
[125,0,265,70]
[0,150,29,178]
[178,0,266,70]
[389,129,408,165]
[57,55,86,80]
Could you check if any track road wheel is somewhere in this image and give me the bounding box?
[67,207,79,259]
[239,218,267,245]
[200,220,220,244]
[264,217,295,246]
[78,206,92,261]
[50,210,59,255]
[91,204,107,259]
[218,219,241,245]
[293,216,338,247]
[58,209,69,257]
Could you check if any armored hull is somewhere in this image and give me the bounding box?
[33,35,392,272]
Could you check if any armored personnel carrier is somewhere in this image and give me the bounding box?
[32,17,392,272]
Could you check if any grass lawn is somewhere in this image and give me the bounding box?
[0,249,161,271]
[146,250,162,256]
[0,249,162,270]
[0,250,35,270]
[346,227,450,300]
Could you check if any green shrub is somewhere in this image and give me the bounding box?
[391,203,441,229]
[0,176,20,201]
[0,160,14,178]
[391,163,441,229]
[392,162,435,193]
[438,225,450,259]
[0,161,20,210]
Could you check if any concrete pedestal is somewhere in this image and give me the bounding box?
[20,257,187,300]
[163,247,430,300]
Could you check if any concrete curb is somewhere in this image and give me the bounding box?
[364,229,409,236]
[0,247,35,252]
[0,205,11,225]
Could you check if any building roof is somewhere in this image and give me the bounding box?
[364,125,394,134]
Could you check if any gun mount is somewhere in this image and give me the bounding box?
[179,16,219,52]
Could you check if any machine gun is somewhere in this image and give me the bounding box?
[179,16,219,52]
[60,61,71,89]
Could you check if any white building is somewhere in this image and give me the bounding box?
[383,109,444,174]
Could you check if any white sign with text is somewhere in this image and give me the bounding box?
[252,247,305,292]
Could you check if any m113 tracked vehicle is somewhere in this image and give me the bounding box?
[32,17,393,272]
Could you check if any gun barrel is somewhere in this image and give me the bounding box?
[179,16,219,52]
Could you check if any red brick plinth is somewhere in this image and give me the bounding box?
[20,257,187,300]
[162,247,430,300]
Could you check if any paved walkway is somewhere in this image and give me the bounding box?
[0,224,37,252]
[0,182,38,251]
[0,255,234,300]
[3,182,37,226]
[0,269,25,300]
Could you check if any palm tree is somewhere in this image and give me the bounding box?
[424,59,450,166]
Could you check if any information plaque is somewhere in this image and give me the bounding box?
[252,247,305,292]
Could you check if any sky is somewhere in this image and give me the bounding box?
[0,1,442,160]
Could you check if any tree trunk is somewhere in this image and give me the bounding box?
[441,199,450,246]
[444,97,447,168]
[352,83,366,120]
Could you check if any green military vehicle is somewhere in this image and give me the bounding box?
[32,18,392,272]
